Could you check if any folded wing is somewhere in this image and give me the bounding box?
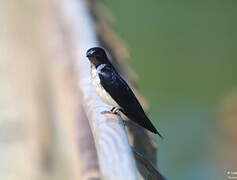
[98,65,161,136]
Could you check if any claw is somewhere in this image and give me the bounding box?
[110,107,121,114]
[101,107,121,115]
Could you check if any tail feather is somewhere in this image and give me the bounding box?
[120,108,163,138]
[140,117,163,138]
[127,111,163,138]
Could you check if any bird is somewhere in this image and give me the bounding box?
[86,47,162,137]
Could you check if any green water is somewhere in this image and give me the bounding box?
[103,0,237,179]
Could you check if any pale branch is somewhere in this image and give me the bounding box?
[38,0,102,179]
[55,0,139,179]
[87,1,161,178]
[77,104,101,179]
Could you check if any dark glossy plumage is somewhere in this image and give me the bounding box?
[98,64,162,136]
[87,47,162,136]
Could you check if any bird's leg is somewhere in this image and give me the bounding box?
[111,108,127,131]
[101,107,121,115]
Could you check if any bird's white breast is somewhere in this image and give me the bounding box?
[91,65,118,107]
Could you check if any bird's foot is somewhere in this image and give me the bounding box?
[111,107,121,114]
[101,107,121,115]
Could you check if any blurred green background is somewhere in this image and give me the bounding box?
[103,0,237,179]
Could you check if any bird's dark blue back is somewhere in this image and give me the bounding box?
[98,64,160,135]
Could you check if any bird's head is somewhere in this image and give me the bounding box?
[86,47,108,67]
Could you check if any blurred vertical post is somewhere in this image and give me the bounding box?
[0,0,100,179]
[0,1,52,179]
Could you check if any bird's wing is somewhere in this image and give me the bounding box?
[98,65,160,135]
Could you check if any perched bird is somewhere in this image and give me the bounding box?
[86,47,162,136]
